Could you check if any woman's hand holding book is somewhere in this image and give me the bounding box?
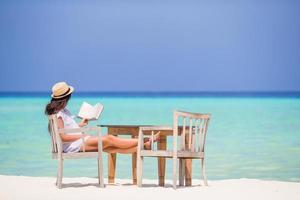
[79,118,89,127]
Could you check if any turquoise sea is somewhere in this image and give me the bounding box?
[0,93,299,182]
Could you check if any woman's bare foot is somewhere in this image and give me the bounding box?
[144,131,161,150]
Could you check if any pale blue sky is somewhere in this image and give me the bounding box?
[0,0,299,92]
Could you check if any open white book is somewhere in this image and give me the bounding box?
[77,102,104,120]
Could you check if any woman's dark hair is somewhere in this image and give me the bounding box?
[45,94,71,115]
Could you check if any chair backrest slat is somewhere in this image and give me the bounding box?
[151,131,154,150]
[174,111,211,153]
[181,117,186,150]
[48,114,63,154]
[198,118,203,152]
[201,119,209,152]
[193,119,200,152]
[188,118,192,150]
[48,116,57,153]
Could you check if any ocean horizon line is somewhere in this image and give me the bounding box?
[0,91,300,98]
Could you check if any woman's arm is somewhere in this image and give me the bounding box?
[57,117,86,142]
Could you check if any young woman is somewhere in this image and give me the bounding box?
[45,82,159,154]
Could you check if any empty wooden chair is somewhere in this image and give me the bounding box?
[48,114,104,189]
[136,110,211,189]
[176,110,210,187]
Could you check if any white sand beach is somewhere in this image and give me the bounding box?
[1,175,299,200]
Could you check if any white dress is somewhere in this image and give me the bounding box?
[57,108,89,153]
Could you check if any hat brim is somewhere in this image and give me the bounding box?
[51,86,74,99]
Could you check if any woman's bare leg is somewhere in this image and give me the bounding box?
[83,133,160,151]
[80,145,98,152]
[104,146,136,154]
[80,145,136,153]
[85,135,138,149]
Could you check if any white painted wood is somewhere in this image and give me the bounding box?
[139,126,173,131]
[48,114,104,189]
[188,118,192,150]
[175,110,210,119]
[173,112,178,189]
[139,150,203,158]
[97,128,104,188]
[174,110,211,187]
[140,156,144,187]
[52,115,62,155]
[200,118,210,186]
[202,119,209,152]
[151,131,154,150]
[137,128,143,187]
[198,119,203,152]
[201,159,208,186]
[52,152,101,159]
[140,150,173,157]
[136,111,211,188]
[181,117,186,150]
[48,118,56,153]
[195,119,201,152]
[177,151,204,158]
[192,134,196,152]
[57,158,63,189]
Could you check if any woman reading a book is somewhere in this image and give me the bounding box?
[45,82,159,153]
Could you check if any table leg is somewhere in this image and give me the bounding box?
[108,128,117,184]
[108,153,117,183]
[158,135,167,186]
[185,159,192,186]
[132,135,137,185]
[185,135,192,186]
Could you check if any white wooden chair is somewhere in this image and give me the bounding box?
[48,114,104,189]
[137,110,211,189]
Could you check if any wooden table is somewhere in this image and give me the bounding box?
[99,125,193,186]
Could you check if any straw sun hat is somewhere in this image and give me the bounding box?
[51,82,74,99]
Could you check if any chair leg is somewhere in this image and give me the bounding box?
[201,159,208,186]
[57,158,63,189]
[179,159,185,186]
[172,157,177,189]
[98,158,104,188]
[137,155,143,187]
